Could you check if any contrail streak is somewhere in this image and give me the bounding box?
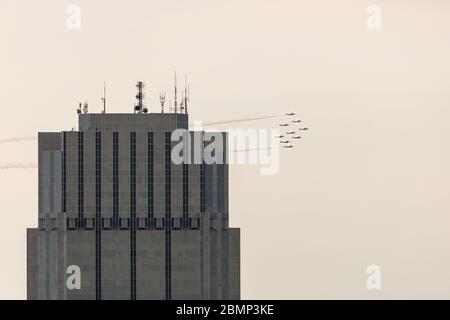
[0,136,37,144]
[203,115,279,127]
[0,162,37,169]
[230,147,273,153]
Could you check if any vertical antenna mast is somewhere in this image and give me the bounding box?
[180,92,184,113]
[184,73,188,114]
[101,81,106,113]
[160,92,166,113]
[135,81,147,113]
[174,72,178,114]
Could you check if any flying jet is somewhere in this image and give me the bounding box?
[299,127,309,131]
[292,136,302,139]
[280,140,290,144]
[283,145,294,148]
[279,123,289,127]
[274,135,285,138]
[286,131,296,134]
[285,113,295,116]
[292,120,302,123]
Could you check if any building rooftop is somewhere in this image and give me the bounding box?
[78,113,189,131]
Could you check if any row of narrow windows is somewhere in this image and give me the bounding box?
[64,131,202,222]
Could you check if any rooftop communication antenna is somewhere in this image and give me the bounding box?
[180,91,185,113]
[134,81,148,114]
[160,92,166,113]
[101,81,106,114]
[83,101,89,114]
[184,73,189,114]
[174,72,178,114]
[77,102,82,114]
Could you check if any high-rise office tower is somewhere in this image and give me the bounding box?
[27,89,240,300]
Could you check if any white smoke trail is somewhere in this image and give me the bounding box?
[230,147,273,153]
[203,115,279,126]
[0,162,38,169]
[0,136,37,144]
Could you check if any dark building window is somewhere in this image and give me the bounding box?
[217,164,225,213]
[206,164,213,211]
[147,132,154,229]
[77,131,84,228]
[200,134,206,213]
[130,132,137,300]
[165,131,172,300]
[200,162,205,213]
[95,131,102,300]
[183,163,188,228]
[62,132,66,213]
[113,132,119,229]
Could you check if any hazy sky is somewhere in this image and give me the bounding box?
[1,0,450,299]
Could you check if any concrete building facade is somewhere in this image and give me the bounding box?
[27,112,240,300]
